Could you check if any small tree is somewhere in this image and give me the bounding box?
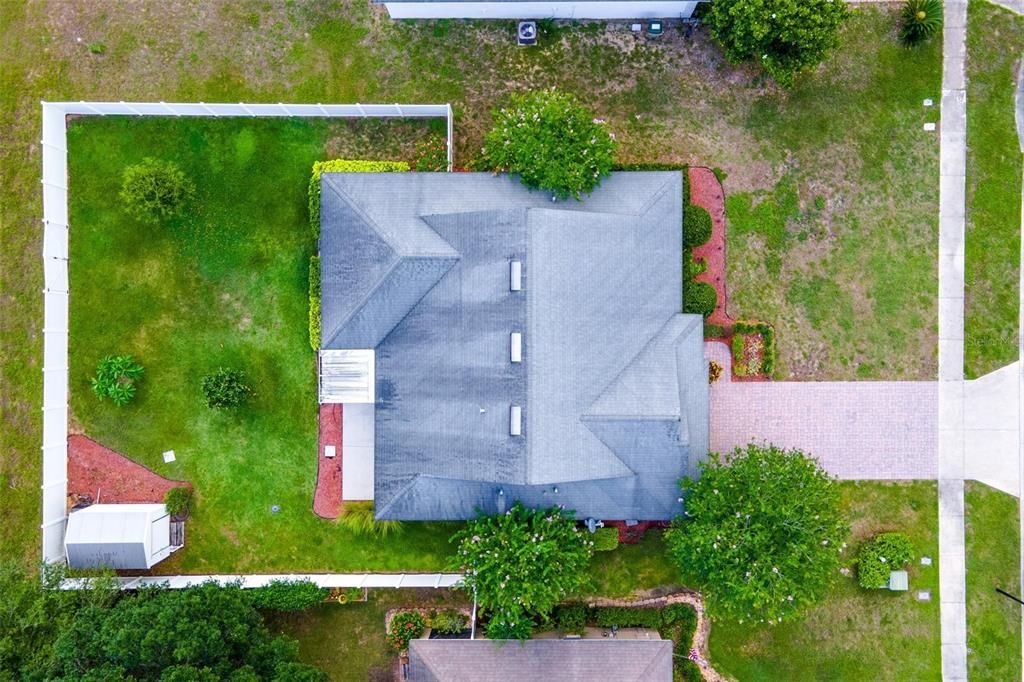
[120,158,195,222]
[899,0,943,46]
[164,486,192,518]
[704,0,849,87]
[666,444,848,623]
[449,502,594,639]
[201,368,251,409]
[479,89,617,200]
[91,355,144,407]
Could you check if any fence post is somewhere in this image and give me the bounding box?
[239,102,255,116]
[446,104,454,172]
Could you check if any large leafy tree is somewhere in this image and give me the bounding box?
[704,0,849,86]
[450,502,594,639]
[47,582,326,681]
[478,89,617,200]
[666,444,848,623]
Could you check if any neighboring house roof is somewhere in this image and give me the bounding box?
[320,172,708,521]
[408,639,673,682]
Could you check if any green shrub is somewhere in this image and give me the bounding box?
[683,281,717,319]
[733,321,777,376]
[429,609,468,634]
[338,501,403,538]
[90,355,144,407]
[857,532,915,589]
[592,527,619,551]
[308,159,410,237]
[485,614,534,640]
[662,603,698,642]
[250,579,329,611]
[554,604,588,634]
[308,255,321,350]
[163,487,191,517]
[120,158,194,223]
[703,324,725,339]
[593,606,662,629]
[684,206,712,248]
[386,611,426,652]
[201,368,251,409]
[684,250,708,281]
[674,659,703,682]
[731,335,747,374]
[900,0,943,46]
[414,135,448,172]
[479,89,616,200]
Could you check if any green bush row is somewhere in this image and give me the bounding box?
[309,255,321,350]
[684,205,712,248]
[308,159,410,238]
[733,321,776,375]
[250,579,329,611]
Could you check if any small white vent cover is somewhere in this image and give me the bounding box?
[510,260,522,291]
[510,405,522,436]
[510,332,522,363]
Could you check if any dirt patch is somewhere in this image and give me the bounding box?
[68,434,190,505]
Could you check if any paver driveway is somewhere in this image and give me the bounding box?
[706,342,939,479]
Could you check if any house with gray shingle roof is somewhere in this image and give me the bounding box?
[407,639,673,681]
[319,171,708,521]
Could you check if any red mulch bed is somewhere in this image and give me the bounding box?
[68,434,190,504]
[314,403,343,519]
[688,166,735,329]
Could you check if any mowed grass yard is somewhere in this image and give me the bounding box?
[965,482,1021,681]
[67,116,456,572]
[964,1,1024,379]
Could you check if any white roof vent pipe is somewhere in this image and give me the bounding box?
[510,405,522,436]
[510,332,522,363]
[510,260,522,291]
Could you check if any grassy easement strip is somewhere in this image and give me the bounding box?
[964,1,1024,378]
[709,481,940,681]
[964,481,1022,681]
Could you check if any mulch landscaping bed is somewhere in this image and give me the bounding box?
[688,167,734,329]
[67,434,189,504]
[313,402,343,519]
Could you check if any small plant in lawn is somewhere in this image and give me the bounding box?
[308,255,321,350]
[163,486,191,518]
[201,368,251,409]
[386,611,426,652]
[592,526,620,551]
[414,135,448,172]
[428,608,468,635]
[90,355,144,407]
[86,42,106,54]
[857,532,915,588]
[900,0,943,46]
[338,501,403,538]
[684,205,712,248]
[120,158,195,223]
[684,281,717,318]
[250,579,329,611]
[708,360,723,384]
[478,89,616,200]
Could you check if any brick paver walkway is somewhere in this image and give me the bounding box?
[707,342,938,479]
[314,403,343,519]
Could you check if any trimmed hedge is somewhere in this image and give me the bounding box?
[857,532,914,589]
[593,606,663,629]
[592,527,620,551]
[674,660,703,682]
[308,159,410,237]
[733,321,777,375]
[308,255,321,350]
[684,205,712,248]
[250,579,328,611]
[554,604,588,635]
[684,281,717,319]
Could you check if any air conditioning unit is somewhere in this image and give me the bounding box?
[518,21,537,46]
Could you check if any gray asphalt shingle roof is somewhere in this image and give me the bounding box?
[408,639,673,682]
[320,172,708,521]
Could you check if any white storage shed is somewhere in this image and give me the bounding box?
[65,503,176,570]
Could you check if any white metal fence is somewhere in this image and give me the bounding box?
[39,100,455,565]
[60,573,464,591]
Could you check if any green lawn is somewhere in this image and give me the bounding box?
[266,588,470,682]
[709,481,941,681]
[588,531,680,598]
[965,481,1022,681]
[67,116,455,573]
[964,1,1024,379]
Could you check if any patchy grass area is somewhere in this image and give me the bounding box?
[709,481,940,681]
[964,1,1024,379]
[4,2,939,569]
[965,481,1021,681]
[67,116,453,572]
[267,588,470,681]
[588,531,680,598]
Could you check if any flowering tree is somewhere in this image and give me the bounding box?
[478,89,617,200]
[704,0,849,87]
[666,444,848,623]
[449,502,594,639]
